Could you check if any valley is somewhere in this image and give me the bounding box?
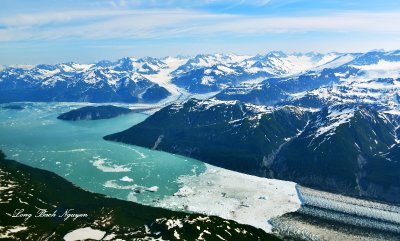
[1,49,400,240]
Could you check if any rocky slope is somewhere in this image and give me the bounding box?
[104,98,400,203]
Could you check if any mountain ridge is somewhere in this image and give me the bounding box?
[1,50,382,104]
[104,98,400,203]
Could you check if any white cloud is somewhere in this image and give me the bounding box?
[0,10,133,27]
[0,9,400,42]
[195,12,400,35]
[109,0,273,8]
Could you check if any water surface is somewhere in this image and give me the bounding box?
[0,102,205,204]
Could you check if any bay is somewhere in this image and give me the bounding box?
[0,102,205,204]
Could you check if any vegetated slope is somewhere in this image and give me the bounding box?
[57,105,132,121]
[104,98,310,174]
[272,105,400,202]
[104,99,400,203]
[0,151,280,241]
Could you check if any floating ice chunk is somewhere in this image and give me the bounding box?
[146,186,159,192]
[120,176,134,182]
[91,157,130,172]
[103,180,137,190]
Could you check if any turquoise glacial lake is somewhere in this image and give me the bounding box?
[0,102,206,204]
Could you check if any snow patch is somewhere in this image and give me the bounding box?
[316,108,355,137]
[0,226,28,238]
[63,227,105,241]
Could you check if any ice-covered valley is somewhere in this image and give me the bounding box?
[157,164,301,233]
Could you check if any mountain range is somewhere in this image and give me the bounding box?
[3,49,400,203]
[102,50,400,203]
[0,57,172,103]
[2,50,392,104]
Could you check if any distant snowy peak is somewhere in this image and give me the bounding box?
[170,52,358,94]
[215,49,400,113]
[79,68,149,87]
[111,57,166,74]
[1,56,171,85]
[348,50,400,66]
[0,57,172,103]
[313,53,357,71]
[242,52,353,76]
[292,52,400,109]
[171,53,250,76]
[2,49,398,87]
[286,77,400,113]
[1,49,400,104]
[7,64,36,70]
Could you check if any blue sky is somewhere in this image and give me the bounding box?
[1,0,400,64]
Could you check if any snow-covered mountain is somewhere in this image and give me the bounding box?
[217,50,400,113]
[105,97,400,203]
[1,50,399,106]
[0,57,177,103]
[240,51,348,76]
[170,52,358,93]
[279,55,400,115]
[102,49,400,203]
